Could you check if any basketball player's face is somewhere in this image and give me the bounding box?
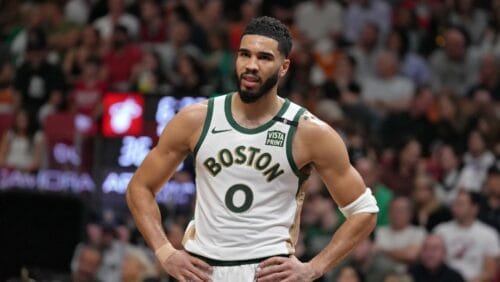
[236,35,290,103]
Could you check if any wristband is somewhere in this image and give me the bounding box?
[155,242,176,263]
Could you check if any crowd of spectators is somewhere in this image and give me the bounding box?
[2,0,500,281]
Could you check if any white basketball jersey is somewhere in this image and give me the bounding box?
[183,93,308,260]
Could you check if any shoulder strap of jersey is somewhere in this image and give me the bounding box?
[285,106,308,180]
[193,97,215,157]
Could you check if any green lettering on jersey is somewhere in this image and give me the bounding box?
[255,153,272,170]
[204,157,221,176]
[247,146,261,166]
[234,145,247,164]
[218,149,233,167]
[263,163,284,182]
[203,146,284,182]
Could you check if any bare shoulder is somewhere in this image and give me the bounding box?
[157,100,209,151]
[293,110,347,164]
[295,111,340,143]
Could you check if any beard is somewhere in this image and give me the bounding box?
[236,69,279,104]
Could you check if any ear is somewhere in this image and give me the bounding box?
[279,58,290,78]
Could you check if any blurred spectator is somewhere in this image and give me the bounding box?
[349,22,382,81]
[38,90,64,125]
[227,0,257,51]
[429,27,478,96]
[198,0,226,34]
[294,0,343,44]
[138,0,167,44]
[63,25,104,84]
[64,0,95,25]
[458,130,495,192]
[343,0,391,44]
[10,3,45,60]
[69,57,107,119]
[329,53,358,96]
[434,93,470,152]
[302,191,339,261]
[408,234,464,282]
[478,4,500,57]
[205,28,236,94]
[386,28,431,87]
[97,222,128,282]
[72,244,102,282]
[392,0,431,52]
[332,236,395,282]
[448,0,488,45]
[434,190,500,281]
[362,50,415,116]
[155,18,202,80]
[375,196,427,272]
[383,272,413,282]
[378,85,437,153]
[0,109,45,172]
[171,52,210,97]
[93,0,139,40]
[130,49,166,95]
[479,165,500,233]
[0,62,19,113]
[102,24,143,91]
[337,265,365,282]
[42,1,80,62]
[339,82,380,134]
[411,173,452,231]
[381,138,422,196]
[315,99,345,130]
[355,157,393,227]
[120,247,156,282]
[435,144,463,206]
[466,53,500,101]
[14,29,66,117]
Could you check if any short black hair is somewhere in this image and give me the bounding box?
[242,16,292,57]
[459,190,482,207]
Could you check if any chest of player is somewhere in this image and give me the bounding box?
[198,129,289,183]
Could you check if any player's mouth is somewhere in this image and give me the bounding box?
[241,74,260,88]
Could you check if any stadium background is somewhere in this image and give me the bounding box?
[1,0,500,281]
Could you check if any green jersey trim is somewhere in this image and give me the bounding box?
[193,98,214,157]
[286,107,308,180]
[224,93,291,134]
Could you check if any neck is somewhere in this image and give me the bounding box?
[233,88,281,124]
[391,224,407,231]
[457,218,475,227]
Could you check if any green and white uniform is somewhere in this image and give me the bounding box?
[184,93,308,263]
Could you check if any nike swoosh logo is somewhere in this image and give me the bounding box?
[211,127,232,134]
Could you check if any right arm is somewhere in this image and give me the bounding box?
[126,102,211,282]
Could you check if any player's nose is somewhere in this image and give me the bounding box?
[245,56,258,72]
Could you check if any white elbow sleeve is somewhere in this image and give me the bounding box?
[339,188,379,218]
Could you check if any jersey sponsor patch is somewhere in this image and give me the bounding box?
[265,130,286,147]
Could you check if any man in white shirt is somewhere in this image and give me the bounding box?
[375,196,427,272]
[93,0,139,40]
[434,190,500,281]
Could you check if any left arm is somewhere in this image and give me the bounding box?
[257,114,377,281]
[305,117,378,277]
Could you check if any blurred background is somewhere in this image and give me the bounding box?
[1,0,500,281]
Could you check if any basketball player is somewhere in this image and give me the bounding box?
[127,16,378,282]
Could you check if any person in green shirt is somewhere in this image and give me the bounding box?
[355,157,393,226]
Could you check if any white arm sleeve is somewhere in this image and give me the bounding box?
[339,188,379,218]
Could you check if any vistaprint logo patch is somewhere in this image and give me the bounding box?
[265,130,285,147]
